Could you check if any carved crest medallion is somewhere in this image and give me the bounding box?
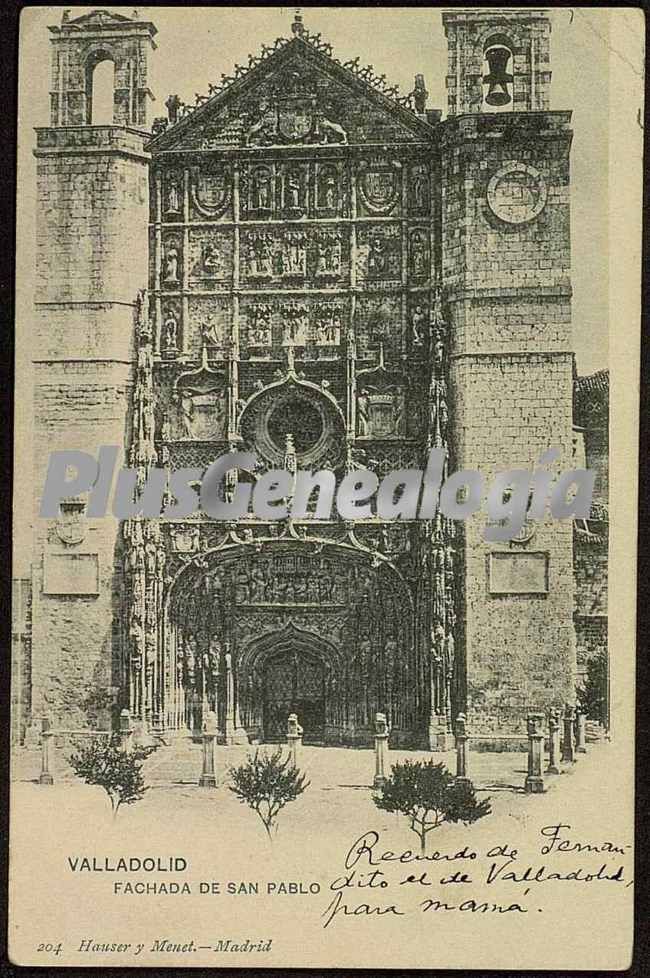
[358,161,401,215]
[55,500,87,546]
[190,165,231,218]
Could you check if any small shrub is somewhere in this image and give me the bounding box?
[68,735,157,818]
[577,651,608,724]
[228,748,310,840]
[374,759,491,854]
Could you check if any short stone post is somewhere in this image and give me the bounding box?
[287,713,303,767]
[524,713,545,793]
[39,718,54,786]
[119,708,133,753]
[198,710,217,788]
[373,712,390,788]
[546,709,561,774]
[561,703,576,763]
[454,713,470,785]
[575,711,587,754]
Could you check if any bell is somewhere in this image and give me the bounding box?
[483,46,513,106]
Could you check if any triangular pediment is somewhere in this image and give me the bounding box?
[148,34,436,153]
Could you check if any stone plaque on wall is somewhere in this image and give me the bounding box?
[488,552,549,595]
[43,553,100,596]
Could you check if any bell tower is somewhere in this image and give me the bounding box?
[439,9,576,741]
[28,10,156,738]
[443,9,551,115]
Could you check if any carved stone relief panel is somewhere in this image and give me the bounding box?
[162,169,183,221]
[356,224,401,286]
[186,295,231,358]
[241,228,347,286]
[354,294,403,358]
[408,161,431,216]
[187,229,233,290]
[240,296,348,358]
[408,227,431,282]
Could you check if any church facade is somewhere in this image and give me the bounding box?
[24,8,578,748]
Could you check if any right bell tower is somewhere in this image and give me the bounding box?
[439,9,576,742]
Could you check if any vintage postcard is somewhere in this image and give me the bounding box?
[10,5,641,970]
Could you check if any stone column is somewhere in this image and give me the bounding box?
[546,708,560,774]
[224,651,236,745]
[199,710,218,788]
[524,713,545,793]
[287,713,303,767]
[119,708,133,753]
[373,712,390,788]
[561,703,576,763]
[454,712,470,785]
[575,711,587,754]
[39,717,54,786]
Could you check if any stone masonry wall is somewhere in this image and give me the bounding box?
[30,128,149,734]
[440,110,575,739]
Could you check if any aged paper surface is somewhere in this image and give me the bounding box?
[10,6,641,969]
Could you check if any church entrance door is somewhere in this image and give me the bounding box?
[262,647,325,744]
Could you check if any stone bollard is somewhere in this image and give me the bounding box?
[561,703,576,763]
[373,712,390,788]
[454,713,470,786]
[575,711,587,754]
[524,713,545,793]
[287,713,303,767]
[546,709,561,775]
[119,708,133,753]
[198,711,218,788]
[39,718,54,786]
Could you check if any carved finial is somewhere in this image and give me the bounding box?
[201,343,209,370]
[378,342,385,369]
[287,343,296,374]
[165,94,181,125]
[292,8,305,36]
[61,9,70,23]
[414,73,429,113]
[132,9,139,20]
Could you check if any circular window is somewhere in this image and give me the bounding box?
[267,395,324,455]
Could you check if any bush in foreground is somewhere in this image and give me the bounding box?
[68,736,157,818]
[373,759,491,854]
[228,748,310,840]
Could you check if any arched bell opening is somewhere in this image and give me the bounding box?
[481,34,515,113]
[85,51,116,125]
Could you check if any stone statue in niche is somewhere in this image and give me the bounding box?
[163,312,178,353]
[202,242,221,277]
[411,305,426,346]
[201,319,221,349]
[315,233,341,276]
[252,165,273,210]
[166,181,181,214]
[410,230,429,278]
[357,389,370,437]
[282,305,308,346]
[249,305,272,347]
[283,168,303,211]
[247,233,273,278]
[368,236,387,277]
[164,314,178,353]
[281,233,307,276]
[316,309,341,346]
[163,245,180,283]
[176,390,195,439]
[318,167,338,210]
[411,164,429,212]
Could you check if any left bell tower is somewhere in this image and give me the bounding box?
[28,10,156,739]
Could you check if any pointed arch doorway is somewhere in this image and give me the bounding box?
[239,623,343,745]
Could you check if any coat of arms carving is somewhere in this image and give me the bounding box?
[55,500,87,546]
[245,73,347,146]
[358,160,402,215]
[190,165,232,218]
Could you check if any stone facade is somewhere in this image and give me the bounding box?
[19,8,602,749]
